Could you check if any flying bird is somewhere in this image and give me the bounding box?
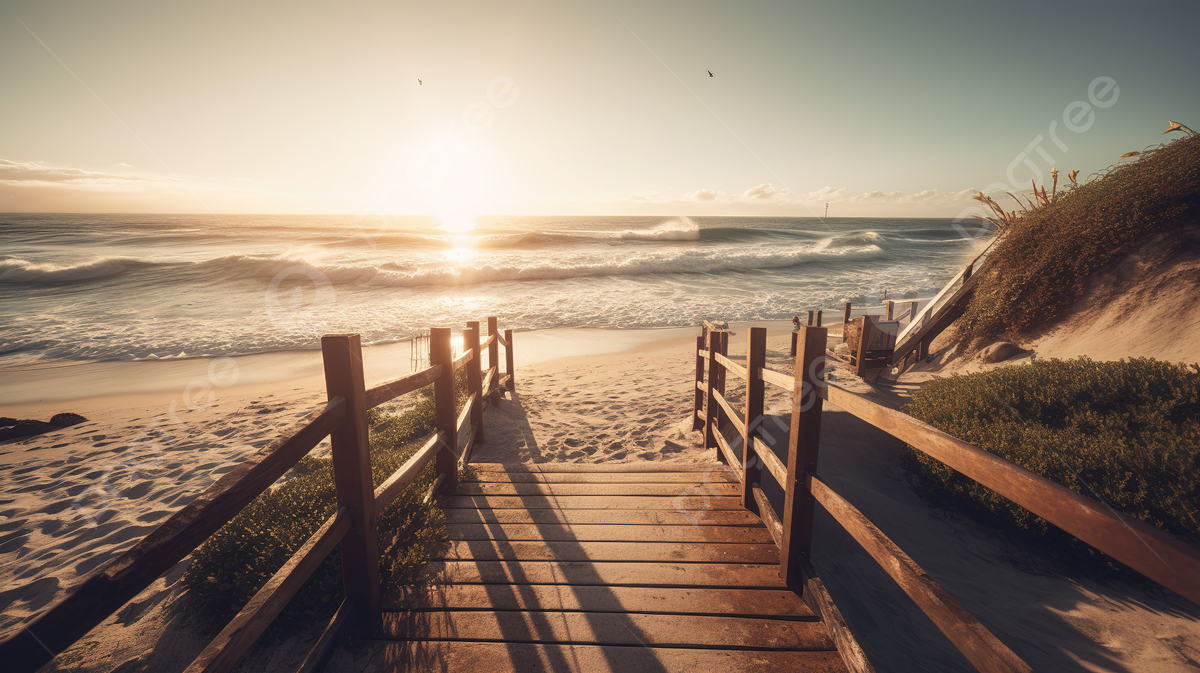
[418,79,422,85]
[707,70,713,77]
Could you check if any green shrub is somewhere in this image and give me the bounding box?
[902,357,1200,563]
[181,373,470,629]
[958,134,1200,348]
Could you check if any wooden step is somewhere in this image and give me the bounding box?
[441,495,745,511]
[387,584,816,618]
[436,540,779,564]
[456,482,741,497]
[420,561,790,588]
[335,641,848,672]
[377,611,835,650]
[443,507,763,527]
[445,522,774,544]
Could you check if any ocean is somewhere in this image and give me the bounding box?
[0,214,992,365]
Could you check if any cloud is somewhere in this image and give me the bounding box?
[688,188,722,201]
[0,159,161,183]
[628,190,670,203]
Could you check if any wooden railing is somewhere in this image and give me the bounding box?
[1,317,516,673]
[694,325,1200,673]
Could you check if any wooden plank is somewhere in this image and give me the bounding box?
[464,471,740,484]
[752,437,788,488]
[364,364,440,409]
[0,397,346,672]
[713,390,746,436]
[438,540,780,564]
[713,431,743,474]
[825,384,1200,606]
[342,641,848,672]
[321,334,381,636]
[714,351,748,380]
[184,508,351,673]
[430,328,459,496]
[444,522,774,544]
[389,584,816,618]
[296,599,350,673]
[810,475,1030,673]
[442,508,763,527]
[782,326,827,590]
[456,393,476,437]
[422,560,791,588]
[797,558,875,673]
[374,432,442,511]
[456,482,741,497]
[752,483,784,548]
[481,366,496,397]
[378,611,835,650]
[697,348,711,358]
[451,347,474,372]
[758,366,793,392]
[442,495,747,510]
[467,463,730,473]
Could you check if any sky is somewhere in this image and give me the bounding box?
[1,0,1197,218]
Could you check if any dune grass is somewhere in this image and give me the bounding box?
[902,357,1200,566]
[182,371,470,630]
[957,134,1200,349]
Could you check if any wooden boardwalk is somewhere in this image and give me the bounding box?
[346,462,849,672]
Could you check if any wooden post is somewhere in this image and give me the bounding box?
[790,332,797,358]
[908,300,919,325]
[429,328,458,495]
[504,329,515,392]
[716,331,730,433]
[780,325,828,591]
[807,311,814,326]
[693,335,705,431]
[465,322,484,445]
[487,316,499,393]
[841,302,851,341]
[884,300,894,321]
[320,334,381,636]
[963,261,974,281]
[855,318,870,377]
[816,310,823,326]
[742,327,767,512]
[704,331,722,460]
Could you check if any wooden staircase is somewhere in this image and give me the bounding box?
[339,462,853,672]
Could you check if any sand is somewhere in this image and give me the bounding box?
[4,320,1199,671]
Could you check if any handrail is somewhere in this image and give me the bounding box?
[496,333,509,347]
[0,396,347,671]
[452,348,474,372]
[482,366,496,395]
[757,366,793,392]
[712,389,746,436]
[697,348,710,359]
[482,333,496,349]
[714,352,747,380]
[185,507,353,673]
[365,364,441,409]
[824,384,1200,606]
[809,475,1031,673]
[752,483,783,545]
[752,437,787,486]
[456,393,477,437]
[374,433,444,511]
[713,430,742,472]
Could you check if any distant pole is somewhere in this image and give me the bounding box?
[824,202,829,218]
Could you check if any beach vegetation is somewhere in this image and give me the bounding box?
[958,131,1200,349]
[902,357,1200,567]
[182,368,471,630]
